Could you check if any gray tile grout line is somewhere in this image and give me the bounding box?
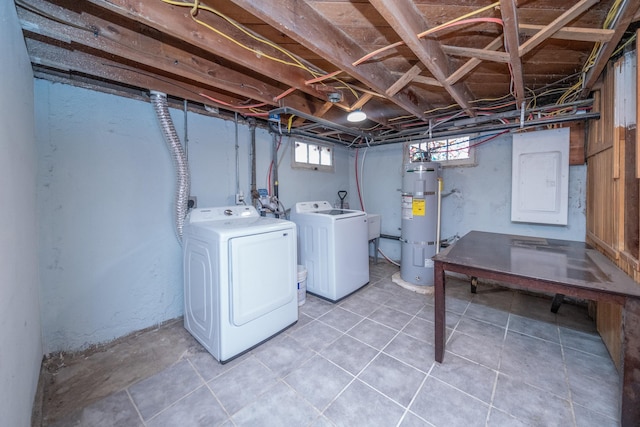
[142,383,207,425]
[443,297,470,347]
[125,388,147,426]
[395,373,436,427]
[389,307,439,427]
[285,276,612,425]
[297,272,427,423]
[449,287,568,425]
[488,294,619,425]
[138,360,208,425]
[278,310,366,417]
[557,321,579,427]
[555,321,619,424]
[50,270,617,427]
[313,280,523,426]
[484,309,511,426]
[186,357,235,422]
[278,349,344,424]
[328,307,418,423]
[499,293,583,425]
[436,288,505,425]
[293,292,433,423]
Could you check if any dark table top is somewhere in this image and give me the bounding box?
[433,231,640,298]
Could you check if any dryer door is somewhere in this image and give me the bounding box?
[229,228,296,326]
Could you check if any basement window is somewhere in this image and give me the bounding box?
[293,140,334,172]
[407,135,476,166]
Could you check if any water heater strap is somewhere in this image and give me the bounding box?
[404,191,436,197]
[400,238,436,245]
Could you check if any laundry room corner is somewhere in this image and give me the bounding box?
[0,2,42,425]
[35,81,186,354]
[347,132,587,265]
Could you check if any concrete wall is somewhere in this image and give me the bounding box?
[0,1,43,426]
[35,81,349,353]
[350,133,587,261]
[32,79,587,353]
[184,116,350,211]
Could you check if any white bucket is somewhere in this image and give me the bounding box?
[297,265,307,306]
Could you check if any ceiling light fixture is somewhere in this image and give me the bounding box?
[347,109,367,123]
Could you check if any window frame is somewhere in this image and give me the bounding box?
[406,134,477,167]
[292,139,335,172]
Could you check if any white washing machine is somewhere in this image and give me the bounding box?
[183,205,298,363]
[290,201,369,302]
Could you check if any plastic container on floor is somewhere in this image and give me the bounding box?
[297,265,307,306]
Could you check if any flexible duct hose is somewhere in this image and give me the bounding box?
[150,91,190,244]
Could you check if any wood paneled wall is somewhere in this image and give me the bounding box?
[586,49,640,371]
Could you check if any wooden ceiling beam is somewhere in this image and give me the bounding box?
[499,0,525,108]
[25,37,252,112]
[447,37,503,86]
[16,0,315,114]
[581,0,640,97]
[369,0,475,116]
[293,102,334,126]
[519,0,599,57]
[411,75,442,87]
[227,0,432,120]
[519,24,614,43]
[386,65,423,97]
[441,44,509,63]
[351,93,374,110]
[392,72,442,88]
[83,0,332,103]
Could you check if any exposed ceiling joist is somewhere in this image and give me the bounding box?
[16,0,316,114]
[440,45,510,63]
[352,93,375,111]
[227,0,432,121]
[519,0,599,57]
[447,37,504,86]
[84,0,332,103]
[370,0,475,116]
[581,0,640,97]
[518,24,614,43]
[15,0,635,146]
[386,64,423,97]
[25,37,240,108]
[392,71,442,87]
[499,0,525,108]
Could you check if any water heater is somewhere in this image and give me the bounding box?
[400,162,441,285]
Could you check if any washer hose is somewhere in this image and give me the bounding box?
[150,91,190,244]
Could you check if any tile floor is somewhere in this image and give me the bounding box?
[43,260,621,427]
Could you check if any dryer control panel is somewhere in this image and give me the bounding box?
[189,206,259,222]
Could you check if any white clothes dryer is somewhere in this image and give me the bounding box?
[290,201,369,302]
[183,206,298,363]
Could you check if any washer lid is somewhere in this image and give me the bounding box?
[292,201,365,219]
[316,209,357,216]
[293,201,333,213]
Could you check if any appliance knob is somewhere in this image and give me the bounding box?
[224,209,233,216]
